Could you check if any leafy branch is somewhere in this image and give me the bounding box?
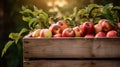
[20,6,50,30]
[1,5,51,58]
[64,3,120,27]
[1,28,29,57]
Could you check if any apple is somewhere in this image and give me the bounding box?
[95,32,106,37]
[73,26,84,37]
[94,24,102,34]
[106,30,118,37]
[62,28,75,37]
[40,29,52,38]
[98,19,107,25]
[53,34,62,38]
[56,20,68,31]
[81,21,94,34]
[32,29,41,37]
[49,24,62,35]
[98,19,112,32]
[102,20,112,32]
[117,23,120,30]
[85,34,94,38]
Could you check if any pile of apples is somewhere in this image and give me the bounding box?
[31,19,120,38]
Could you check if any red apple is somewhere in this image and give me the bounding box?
[49,24,62,35]
[81,21,94,34]
[53,34,62,38]
[73,26,84,37]
[106,30,118,37]
[85,34,94,38]
[94,24,102,34]
[32,29,41,37]
[40,29,52,38]
[95,32,106,38]
[117,23,120,30]
[98,19,107,25]
[98,19,112,32]
[56,20,68,31]
[62,28,75,37]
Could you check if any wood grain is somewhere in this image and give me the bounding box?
[23,37,120,58]
[23,38,92,58]
[93,38,120,58]
[24,60,120,67]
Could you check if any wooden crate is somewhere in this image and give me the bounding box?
[23,35,120,67]
[23,37,120,58]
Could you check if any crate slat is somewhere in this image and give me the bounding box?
[23,37,120,59]
[24,60,120,67]
[23,38,92,58]
[93,38,120,58]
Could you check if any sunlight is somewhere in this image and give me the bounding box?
[47,0,68,12]
[47,0,68,7]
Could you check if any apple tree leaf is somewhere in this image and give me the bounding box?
[19,28,29,36]
[32,6,39,16]
[102,3,119,26]
[22,16,32,22]
[33,5,39,12]
[20,6,32,15]
[9,33,21,44]
[28,18,39,28]
[1,41,14,57]
[78,9,88,18]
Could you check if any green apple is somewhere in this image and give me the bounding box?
[40,29,52,38]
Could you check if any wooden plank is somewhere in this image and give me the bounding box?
[24,60,91,67]
[93,60,120,67]
[93,38,120,58]
[23,38,92,58]
[24,60,120,67]
[23,37,120,58]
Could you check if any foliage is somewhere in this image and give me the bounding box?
[64,3,120,27]
[1,6,50,67]
[20,6,50,30]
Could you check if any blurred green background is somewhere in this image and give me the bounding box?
[0,0,120,67]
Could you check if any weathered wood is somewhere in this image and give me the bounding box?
[93,60,120,67]
[93,38,120,58]
[23,38,92,58]
[24,60,120,67]
[23,37,120,58]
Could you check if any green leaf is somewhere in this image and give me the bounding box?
[78,9,88,18]
[39,13,49,28]
[102,3,119,26]
[89,7,102,17]
[113,6,120,10]
[103,4,113,14]
[32,11,38,17]
[70,7,78,19]
[34,24,42,29]
[33,5,39,12]
[9,33,19,39]
[94,18,101,24]
[9,33,21,44]
[29,18,38,28]
[32,6,39,16]
[39,14,47,22]
[22,16,32,22]
[20,7,32,14]
[86,4,98,12]
[1,41,14,57]
[19,28,29,35]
